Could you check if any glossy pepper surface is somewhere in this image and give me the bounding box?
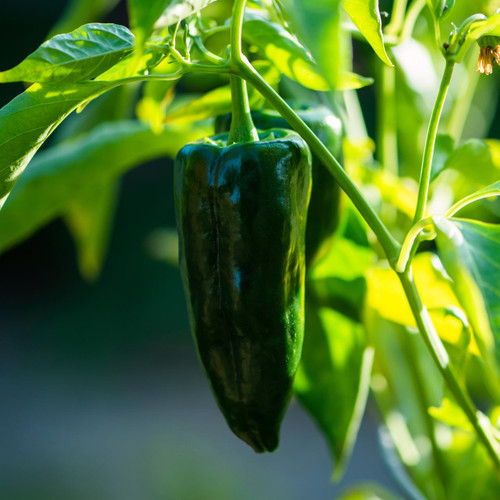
[174,129,311,452]
[216,104,343,268]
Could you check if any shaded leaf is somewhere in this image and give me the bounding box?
[0,24,134,84]
[0,121,208,254]
[0,80,115,209]
[341,0,392,66]
[49,0,121,37]
[430,134,454,182]
[294,306,373,479]
[65,180,118,281]
[338,483,401,500]
[433,217,500,360]
[442,139,500,190]
[447,181,500,217]
[57,85,139,281]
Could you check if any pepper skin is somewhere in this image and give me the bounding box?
[216,105,343,268]
[174,130,311,452]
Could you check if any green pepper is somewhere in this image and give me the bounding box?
[174,129,311,452]
[216,104,343,268]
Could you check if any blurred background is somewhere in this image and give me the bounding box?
[3,0,494,498]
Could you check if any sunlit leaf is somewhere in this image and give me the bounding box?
[429,397,473,431]
[367,253,465,340]
[164,62,279,123]
[0,24,134,83]
[282,0,344,89]
[433,217,500,361]
[155,0,217,29]
[337,71,374,90]
[294,305,373,479]
[0,81,116,209]
[128,0,172,44]
[0,121,209,254]
[136,80,176,131]
[426,0,455,20]
[242,13,329,90]
[341,0,392,66]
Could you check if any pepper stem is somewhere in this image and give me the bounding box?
[227,0,258,145]
[227,75,258,144]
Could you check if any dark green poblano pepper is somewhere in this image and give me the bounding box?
[216,104,343,268]
[174,129,311,452]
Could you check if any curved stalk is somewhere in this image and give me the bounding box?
[399,271,500,469]
[237,57,401,265]
[396,217,434,273]
[413,60,455,223]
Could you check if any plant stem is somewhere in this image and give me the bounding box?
[398,328,448,499]
[227,76,258,144]
[238,58,400,265]
[228,0,258,144]
[446,52,479,142]
[413,60,455,223]
[377,60,398,177]
[399,270,500,469]
[385,0,409,37]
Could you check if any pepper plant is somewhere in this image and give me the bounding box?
[2,0,500,497]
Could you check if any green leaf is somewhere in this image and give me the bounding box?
[282,0,344,89]
[447,181,500,217]
[128,0,216,46]
[336,71,374,90]
[164,61,279,123]
[128,0,172,44]
[294,306,373,479]
[65,180,118,281]
[136,80,176,131]
[440,139,500,207]
[426,0,454,19]
[0,80,116,209]
[453,11,500,63]
[429,396,473,431]
[433,217,500,362]
[242,13,328,91]
[309,237,374,282]
[341,0,392,66]
[0,24,135,83]
[338,484,400,500]
[49,0,121,37]
[57,85,138,282]
[0,120,208,254]
[154,0,217,29]
[430,133,454,182]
